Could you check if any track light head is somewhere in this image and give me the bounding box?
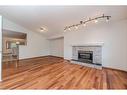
[106,16,110,22]
[83,23,86,27]
[75,26,78,29]
[68,28,71,31]
[80,21,83,24]
[94,19,98,23]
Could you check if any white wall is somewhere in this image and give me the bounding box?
[0,16,2,81]
[64,20,127,71]
[49,37,64,57]
[2,18,50,59]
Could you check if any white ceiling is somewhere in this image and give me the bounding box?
[0,6,127,37]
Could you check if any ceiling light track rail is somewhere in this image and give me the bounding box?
[64,14,111,31]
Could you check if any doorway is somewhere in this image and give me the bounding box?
[2,29,27,79]
[50,37,64,58]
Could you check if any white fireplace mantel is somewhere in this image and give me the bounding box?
[71,42,104,47]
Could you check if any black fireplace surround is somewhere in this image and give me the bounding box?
[78,50,93,63]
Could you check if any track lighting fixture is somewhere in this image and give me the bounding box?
[64,14,111,31]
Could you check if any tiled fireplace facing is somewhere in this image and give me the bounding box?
[71,44,102,69]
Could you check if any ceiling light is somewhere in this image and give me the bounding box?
[40,27,44,31]
[40,29,44,32]
[40,27,47,32]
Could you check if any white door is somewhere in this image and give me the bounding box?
[0,16,2,81]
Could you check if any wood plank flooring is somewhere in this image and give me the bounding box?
[0,56,127,89]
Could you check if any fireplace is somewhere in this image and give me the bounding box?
[78,51,93,63]
[71,45,102,69]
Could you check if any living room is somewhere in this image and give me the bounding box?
[0,5,127,92]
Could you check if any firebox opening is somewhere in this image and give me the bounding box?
[78,51,93,63]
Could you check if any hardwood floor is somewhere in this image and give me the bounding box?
[0,56,127,89]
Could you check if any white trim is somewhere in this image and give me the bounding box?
[71,42,104,47]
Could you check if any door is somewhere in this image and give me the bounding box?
[0,16,2,81]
